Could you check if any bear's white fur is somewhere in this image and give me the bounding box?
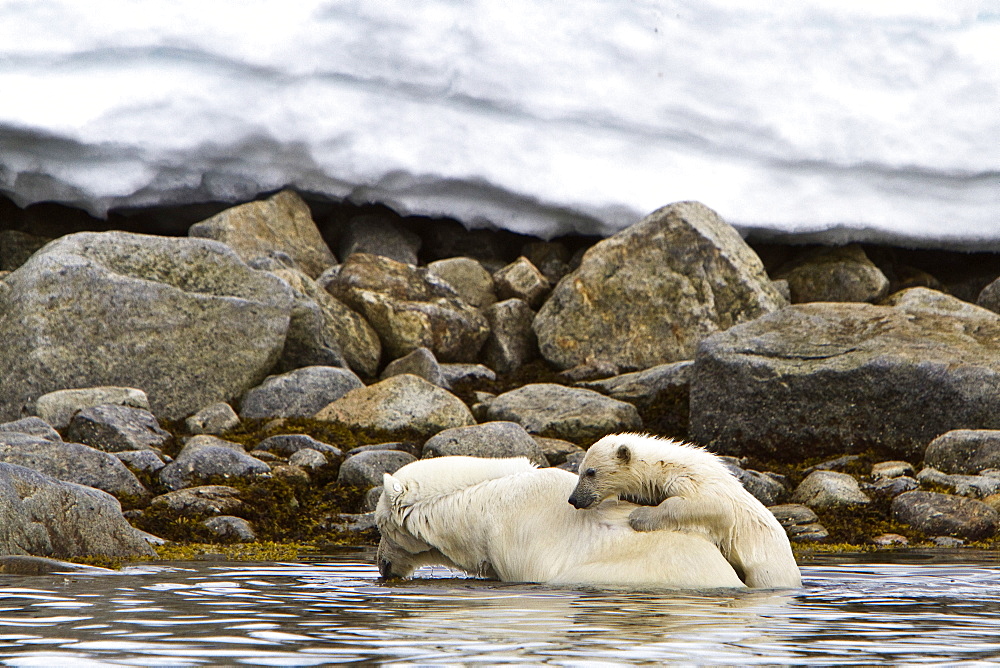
[568,434,801,589]
[375,455,746,589]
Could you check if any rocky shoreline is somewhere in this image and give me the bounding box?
[3,190,1000,565]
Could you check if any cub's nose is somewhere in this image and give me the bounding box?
[568,494,586,509]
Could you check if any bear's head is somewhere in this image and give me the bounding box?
[568,433,717,509]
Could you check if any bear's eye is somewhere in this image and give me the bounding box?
[585,468,596,478]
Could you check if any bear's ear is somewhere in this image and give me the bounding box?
[616,445,631,464]
[383,473,404,502]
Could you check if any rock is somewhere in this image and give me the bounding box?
[521,241,571,284]
[325,512,376,534]
[362,485,383,512]
[344,442,417,457]
[532,436,585,466]
[421,422,548,466]
[288,448,328,471]
[932,536,965,547]
[690,294,1000,461]
[534,201,784,371]
[253,434,342,461]
[338,213,421,265]
[32,387,150,431]
[728,466,788,506]
[803,455,862,474]
[202,516,256,542]
[185,402,240,436]
[276,297,350,372]
[337,450,416,488]
[773,245,890,303]
[792,470,870,509]
[869,476,919,497]
[0,432,147,498]
[558,451,587,472]
[483,383,642,442]
[482,298,538,374]
[381,347,447,388]
[272,464,311,484]
[271,266,381,378]
[871,461,916,479]
[493,257,550,308]
[158,435,271,491]
[558,360,621,383]
[426,257,496,308]
[149,485,243,516]
[578,360,693,436]
[769,504,829,542]
[0,232,294,421]
[916,467,1000,498]
[0,462,155,559]
[440,363,497,387]
[314,374,475,438]
[924,430,1000,475]
[871,533,909,547]
[0,416,61,442]
[892,491,1000,541]
[115,450,167,476]
[240,366,364,420]
[189,189,336,279]
[67,404,171,453]
[328,253,489,362]
[977,277,1000,314]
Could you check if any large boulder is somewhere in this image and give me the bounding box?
[239,366,365,420]
[533,202,784,371]
[772,245,890,303]
[421,421,548,466]
[327,253,489,362]
[690,293,1000,461]
[188,189,337,279]
[158,436,271,491]
[924,430,1000,475]
[892,491,1000,541]
[0,463,155,559]
[0,232,293,421]
[313,374,475,437]
[0,432,147,498]
[483,384,642,442]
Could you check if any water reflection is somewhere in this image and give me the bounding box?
[0,550,998,665]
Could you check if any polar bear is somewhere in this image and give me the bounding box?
[568,433,801,589]
[375,455,746,589]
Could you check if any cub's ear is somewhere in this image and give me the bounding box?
[616,445,631,464]
[383,473,404,501]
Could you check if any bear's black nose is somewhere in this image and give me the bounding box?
[568,494,585,509]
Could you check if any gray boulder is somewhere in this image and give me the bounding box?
[185,402,240,435]
[327,253,489,362]
[421,422,548,466]
[483,383,641,442]
[158,436,271,491]
[66,404,172,452]
[578,360,693,436]
[533,436,585,466]
[493,257,550,308]
[773,245,889,303]
[916,467,1000,499]
[769,504,830,542]
[482,299,538,374]
[0,432,147,498]
[314,374,475,438]
[337,450,416,488]
[115,450,167,476]
[534,201,784,371]
[869,476,919,498]
[924,430,1000,475]
[721,462,788,506]
[240,366,364,420]
[189,189,336,279]
[0,232,294,421]
[892,491,1000,541]
[381,347,447,388]
[32,387,150,430]
[149,485,243,516]
[691,294,1000,461]
[0,462,155,559]
[271,267,381,378]
[338,213,421,265]
[440,364,497,387]
[0,417,61,442]
[426,257,496,308]
[253,434,342,461]
[203,516,256,542]
[871,461,916,479]
[792,470,870,509]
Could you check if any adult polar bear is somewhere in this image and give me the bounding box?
[375,456,745,588]
[569,433,801,589]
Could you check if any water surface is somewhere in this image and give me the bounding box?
[1,549,998,665]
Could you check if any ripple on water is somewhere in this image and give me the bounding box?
[0,550,999,665]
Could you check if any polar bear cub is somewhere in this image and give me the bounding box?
[568,433,801,588]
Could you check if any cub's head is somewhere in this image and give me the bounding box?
[568,433,712,509]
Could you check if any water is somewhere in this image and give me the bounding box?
[1,549,999,666]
